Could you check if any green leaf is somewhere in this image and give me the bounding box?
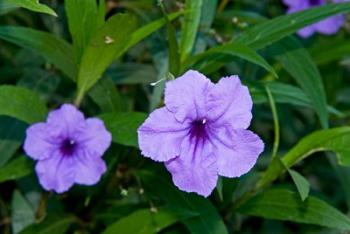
[11,191,36,234]
[0,117,26,167]
[0,157,33,183]
[20,214,75,234]
[0,0,57,16]
[237,189,350,230]
[310,39,350,65]
[124,12,182,53]
[100,112,147,147]
[180,0,202,62]
[235,2,350,49]
[187,42,277,77]
[65,0,104,63]
[107,63,157,85]
[139,169,228,234]
[77,14,137,99]
[0,26,76,80]
[288,169,310,201]
[89,77,124,112]
[0,85,47,123]
[103,207,194,234]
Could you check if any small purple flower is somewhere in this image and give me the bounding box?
[283,0,347,37]
[138,70,264,197]
[24,104,112,193]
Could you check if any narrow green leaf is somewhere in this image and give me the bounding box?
[65,0,104,63]
[0,157,33,183]
[236,2,350,49]
[188,42,278,78]
[271,37,329,128]
[100,112,147,148]
[20,214,75,234]
[310,39,350,65]
[0,0,57,16]
[0,26,76,80]
[238,189,350,230]
[0,85,47,123]
[288,169,310,201]
[103,207,194,234]
[77,14,137,98]
[12,191,36,234]
[180,0,202,62]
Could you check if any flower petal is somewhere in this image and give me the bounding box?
[24,123,57,160]
[75,118,112,156]
[315,15,345,35]
[297,25,316,38]
[138,107,191,162]
[74,150,107,185]
[206,76,252,129]
[210,126,264,178]
[164,70,213,122]
[165,137,218,197]
[47,104,85,137]
[35,151,76,193]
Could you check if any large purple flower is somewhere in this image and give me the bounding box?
[138,70,264,197]
[24,104,112,193]
[283,0,346,37]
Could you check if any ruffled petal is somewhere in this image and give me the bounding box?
[74,149,107,185]
[164,70,214,122]
[24,123,58,160]
[138,107,191,162]
[315,15,345,35]
[46,104,85,137]
[74,118,112,157]
[210,126,264,178]
[206,76,252,129]
[35,151,76,193]
[165,137,218,197]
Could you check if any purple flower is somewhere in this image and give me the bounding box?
[283,0,346,37]
[24,104,112,193]
[138,70,264,197]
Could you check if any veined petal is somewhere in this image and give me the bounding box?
[207,76,252,129]
[75,118,112,157]
[138,107,191,162]
[74,149,107,185]
[24,123,57,160]
[35,151,76,193]
[165,136,218,197]
[164,70,213,122]
[210,126,264,178]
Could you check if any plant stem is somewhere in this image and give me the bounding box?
[265,85,280,159]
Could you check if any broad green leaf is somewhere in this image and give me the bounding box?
[0,0,57,16]
[77,14,137,99]
[124,12,182,53]
[0,85,47,123]
[288,169,310,201]
[139,169,228,234]
[20,214,75,234]
[237,189,350,230]
[187,42,277,77]
[103,207,194,234]
[89,77,125,112]
[0,117,26,166]
[100,112,147,147]
[235,2,350,49]
[0,26,76,80]
[180,0,202,62]
[0,157,33,183]
[65,0,104,63]
[271,37,329,128]
[12,191,36,234]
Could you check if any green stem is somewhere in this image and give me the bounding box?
[265,85,280,159]
[74,89,85,107]
[35,192,49,221]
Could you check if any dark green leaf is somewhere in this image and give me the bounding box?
[0,0,57,16]
[100,112,147,147]
[0,27,76,80]
[11,191,36,234]
[107,63,157,85]
[20,214,75,234]
[77,14,137,98]
[0,157,33,183]
[0,85,47,123]
[288,169,310,201]
[238,189,350,230]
